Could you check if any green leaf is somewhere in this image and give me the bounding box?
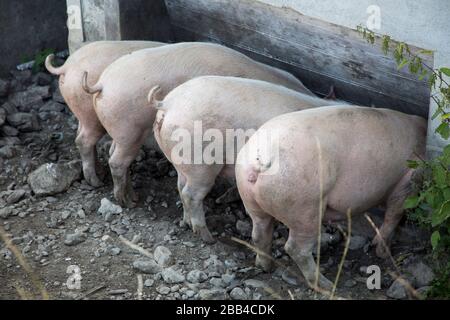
[431,200,450,227]
[418,69,429,81]
[418,49,434,56]
[431,231,441,250]
[440,67,450,77]
[432,164,447,187]
[404,195,420,209]
[397,58,409,70]
[436,122,450,140]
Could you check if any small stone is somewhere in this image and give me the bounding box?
[161,267,185,284]
[154,246,173,267]
[109,247,121,256]
[230,287,248,300]
[236,220,252,237]
[98,198,123,221]
[9,85,51,111]
[133,258,161,274]
[0,207,13,219]
[5,189,26,205]
[6,113,40,132]
[144,279,154,287]
[64,232,87,246]
[243,279,266,289]
[405,260,435,287]
[386,279,407,299]
[344,279,357,288]
[157,286,170,295]
[39,101,65,113]
[221,273,235,286]
[198,289,227,300]
[76,209,86,219]
[0,146,15,159]
[204,255,225,274]
[187,270,208,284]
[0,125,19,137]
[348,235,368,250]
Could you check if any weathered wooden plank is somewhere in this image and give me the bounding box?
[165,0,432,117]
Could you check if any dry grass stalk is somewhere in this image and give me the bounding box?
[137,274,144,300]
[0,225,50,300]
[119,235,153,258]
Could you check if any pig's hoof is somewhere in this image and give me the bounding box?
[195,226,215,244]
[255,256,273,272]
[372,236,391,259]
[86,175,104,188]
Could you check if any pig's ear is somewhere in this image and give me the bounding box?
[147,86,164,110]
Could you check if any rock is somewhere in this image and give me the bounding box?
[64,232,87,246]
[348,235,368,250]
[109,247,121,256]
[98,198,122,221]
[204,255,225,274]
[28,161,82,196]
[209,277,225,288]
[344,279,357,288]
[144,279,154,287]
[8,86,51,111]
[0,79,9,97]
[0,137,21,147]
[6,189,26,204]
[161,267,185,284]
[1,102,18,115]
[386,279,407,299]
[39,101,65,113]
[156,286,171,295]
[154,246,173,267]
[34,72,53,86]
[243,279,266,289]
[0,207,13,219]
[0,107,5,126]
[405,260,435,287]
[230,287,248,300]
[0,125,19,137]
[6,113,40,132]
[0,146,15,159]
[133,258,162,274]
[221,273,235,286]
[198,289,227,300]
[187,270,208,284]
[236,220,252,238]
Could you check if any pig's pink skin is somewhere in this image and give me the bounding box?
[45,41,164,187]
[90,42,313,209]
[153,76,342,243]
[235,106,426,290]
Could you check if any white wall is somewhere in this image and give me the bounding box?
[260,0,450,156]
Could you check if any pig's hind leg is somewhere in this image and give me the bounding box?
[247,208,274,272]
[180,165,222,244]
[75,122,106,188]
[282,202,334,291]
[108,141,141,208]
[176,171,191,228]
[372,169,415,259]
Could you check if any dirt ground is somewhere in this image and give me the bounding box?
[0,69,434,300]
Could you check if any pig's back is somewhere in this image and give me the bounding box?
[162,76,331,130]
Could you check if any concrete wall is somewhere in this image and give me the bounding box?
[67,0,173,52]
[257,0,450,156]
[0,0,68,76]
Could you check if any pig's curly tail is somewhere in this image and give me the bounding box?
[45,54,66,75]
[147,86,165,110]
[82,71,103,95]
